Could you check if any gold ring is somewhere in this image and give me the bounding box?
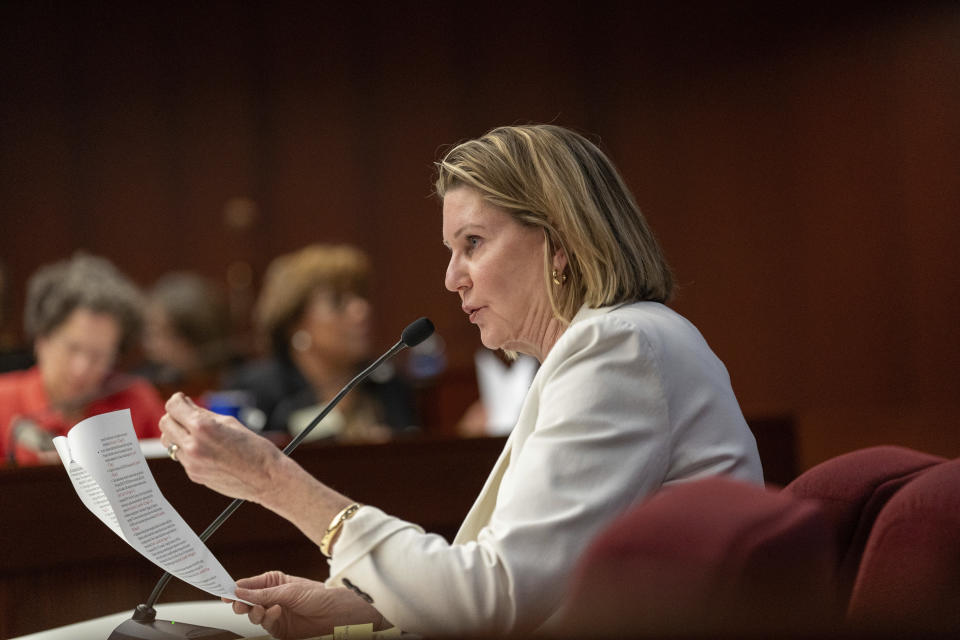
[167,443,180,461]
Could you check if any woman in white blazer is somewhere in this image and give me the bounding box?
[159,124,763,638]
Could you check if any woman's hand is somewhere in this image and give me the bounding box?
[159,392,284,503]
[223,571,387,639]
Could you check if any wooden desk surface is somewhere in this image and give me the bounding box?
[0,435,506,639]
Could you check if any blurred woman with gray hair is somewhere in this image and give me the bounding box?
[0,252,164,465]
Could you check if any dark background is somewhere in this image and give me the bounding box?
[1,1,958,470]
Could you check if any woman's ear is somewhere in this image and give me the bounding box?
[552,246,568,274]
[33,335,49,362]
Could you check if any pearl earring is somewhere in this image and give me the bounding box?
[291,329,312,352]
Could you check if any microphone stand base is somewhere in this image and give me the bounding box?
[108,617,241,639]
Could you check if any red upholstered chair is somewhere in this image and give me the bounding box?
[783,446,946,605]
[846,457,960,633]
[553,477,840,637]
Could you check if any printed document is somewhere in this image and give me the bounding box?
[53,409,243,601]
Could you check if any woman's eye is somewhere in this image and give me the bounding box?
[466,236,481,251]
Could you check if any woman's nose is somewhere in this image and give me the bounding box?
[445,254,468,293]
[345,295,371,322]
[68,349,102,381]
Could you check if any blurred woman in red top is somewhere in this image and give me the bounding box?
[0,253,164,465]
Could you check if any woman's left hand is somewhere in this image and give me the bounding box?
[159,392,284,503]
[223,571,387,639]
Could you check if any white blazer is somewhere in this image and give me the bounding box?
[327,302,763,635]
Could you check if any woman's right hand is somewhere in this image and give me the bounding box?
[224,571,387,639]
[163,391,356,551]
[159,392,285,503]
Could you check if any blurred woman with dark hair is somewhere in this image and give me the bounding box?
[223,243,418,443]
[0,253,164,465]
[140,271,236,398]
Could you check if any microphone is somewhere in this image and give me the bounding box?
[7,416,57,465]
[108,318,435,640]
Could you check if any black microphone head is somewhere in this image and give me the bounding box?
[401,317,435,347]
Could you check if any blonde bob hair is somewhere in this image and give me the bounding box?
[435,124,673,324]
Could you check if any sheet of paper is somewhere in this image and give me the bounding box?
[475,350,538,435]
[53,409,244,602]
[138,437,171,459]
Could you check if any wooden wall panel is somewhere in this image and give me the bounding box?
[1,2,958,468]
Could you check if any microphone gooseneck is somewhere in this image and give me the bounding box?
[129,318,435,630]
